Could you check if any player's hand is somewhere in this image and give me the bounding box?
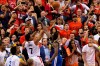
[46,61,51,65]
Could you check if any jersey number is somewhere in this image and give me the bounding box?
[9,61,11,66]
[29,48,33,54]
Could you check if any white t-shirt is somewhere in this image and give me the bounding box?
[0,51,6,63]
[5,55,20,66]
[94,34,100,41]
[25,41,40,58]
[82,44,98,65]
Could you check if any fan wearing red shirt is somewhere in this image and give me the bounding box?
[59,23,71,39]
[69,14,82,35]
[20,26,30,45]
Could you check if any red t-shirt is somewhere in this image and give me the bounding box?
[69,21,82,33]
[59,30,71,39]
[45,3,53,20]
[20,35,25,45]
[0,0,7,5]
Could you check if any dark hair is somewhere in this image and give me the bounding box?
[68,40,75,52]
[10,46,17,55]
[50,27,58,42]
[0,41,3,46]
[25,33,31,41]
[88,35,94,39]
[14,39,19,42]
[50,27,58,34]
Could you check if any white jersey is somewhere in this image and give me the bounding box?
[25,41,40,58]
[0,51,6,63]
[5,55,20,66]
[30,56,44,66]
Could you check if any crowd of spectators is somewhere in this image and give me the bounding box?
[0,0,100,66]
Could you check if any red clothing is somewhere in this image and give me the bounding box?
[81,37,88,47]
[17,11,26,24]
[59,30,71,39]
[69,21,82,33]
[21,26,25,34]
[10,28,17,35]
[45,3,53,20]
[14,18,20,26]
[8,0,16,9]
[95,6,100,15]
[75,4,84,14]
[41,0,46,7]
[20,35,25,45]
[88,21,94,29]
[0,0,7,4]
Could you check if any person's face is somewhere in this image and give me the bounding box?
[1,29,5,35]
[64,24,69,30]
[1,5,6,11]
[49,0,54,3]
[78,29,84,37]
[41,11,46,17]
[71,41,76,48]
[12,13,17,18]
[42,38,48,46]
[11,35,16,41]
[88,38,93,43]
[2,38,10,45]
[0,23,3,28]
[36,0,42,5]
[84,25,89,31]
[58,39,61,44]
[61,38,67,45]
[26,20,31,25]
[37,24,42,30]
[25,28,30,34]
[33,33,39,41]
[1,43,6,50]
[57,19,62,24]
[50,21,54,26]
[16,46,21,54]
[73,17,77,22]
[70,34,75,40]
[97,27,100,33]
[77,10,82,16]
[52,28,56,33]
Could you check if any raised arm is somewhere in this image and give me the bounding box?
[32,30,44,45]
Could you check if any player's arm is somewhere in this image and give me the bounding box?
[49,43,58,62]
[19,54,27,66]
[15,58,20,66]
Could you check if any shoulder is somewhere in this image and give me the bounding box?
[82,44,88,49]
